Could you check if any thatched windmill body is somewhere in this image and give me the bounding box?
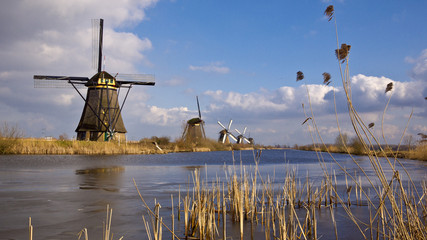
[182,96,206,143]
[34,19,155,141]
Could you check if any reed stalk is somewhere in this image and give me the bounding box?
[28,217,33,240]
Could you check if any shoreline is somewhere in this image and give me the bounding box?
[1,138,424,161]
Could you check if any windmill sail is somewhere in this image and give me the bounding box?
[34,75,88,88]
[116,74,155,86]
[92,19,103,73]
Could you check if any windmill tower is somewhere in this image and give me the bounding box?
[218,120,237,144]
[34,19,155,141]
[182,96,206,143]
[235,127,254,145]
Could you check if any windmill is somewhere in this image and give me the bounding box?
[181,96,206,143]
[34,19,155,141]
[235,127,254,145]
[218,120,237,144]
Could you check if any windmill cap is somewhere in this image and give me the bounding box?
[86,71,117,87]
[187,118,203,124]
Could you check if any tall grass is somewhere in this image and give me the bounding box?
[0,122,24,154]
[1,137,242,155]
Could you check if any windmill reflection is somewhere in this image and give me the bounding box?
[75,166,124,192]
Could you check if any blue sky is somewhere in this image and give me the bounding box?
[0,0,426,145]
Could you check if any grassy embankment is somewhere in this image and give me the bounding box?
[297,144,427,161]
[0,137,260,155]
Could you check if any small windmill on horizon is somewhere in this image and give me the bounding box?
[235,127,254,145]
[34,19,155,141]
[218,120,237,144]
[181,96,206,143]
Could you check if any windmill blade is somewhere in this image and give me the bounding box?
[243,137,251,144]
[228,119,233,130]
[34,75,88,88]
[218,121,227,130]
[228,133,237,142]
[243,127,247,135]
[235,128,242,135]
[34,75,89,81]
[116,74,155,86]
[222,133,226,143]
[196,96,201,119]
[92,19,103,73]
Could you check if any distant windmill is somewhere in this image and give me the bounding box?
[34,19,155,141]
[181,96,206,143]
[218,120,237,144]
[235,127,254,145]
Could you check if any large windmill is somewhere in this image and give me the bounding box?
[181,96,206,143]
[34,19,155,141]
[218,120,237,144]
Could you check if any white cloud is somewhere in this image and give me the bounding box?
[352,74,392,100]
[54,94,76,106]
[103,29,153,72]
[189,62,230,74]
[204,84,336,115]
[405,49,427,82]
[350,74,425,110]
[139,106,192,126]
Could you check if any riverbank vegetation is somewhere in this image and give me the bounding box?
[0,135,260,155]
[295,136,427,161]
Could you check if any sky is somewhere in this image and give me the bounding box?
[0,0,426,146]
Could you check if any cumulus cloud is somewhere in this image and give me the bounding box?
[131,104,193,126]
[349,74,426,111]
[0,0,157,75]
[189,62,230,74]
[405,49,427,82]
[204,84,336,118]
[54,94,76,106]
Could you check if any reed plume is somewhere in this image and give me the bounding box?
[385,82,393,93]
[324,5,334,21]
[296,71,304,81]
[302,117,311,125]
[335,43,351,61]
[322,72,331,85]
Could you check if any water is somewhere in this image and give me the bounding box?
[0,150,426,240]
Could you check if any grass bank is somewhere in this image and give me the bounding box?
[296,144,427,161]
[0,137,259,155]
